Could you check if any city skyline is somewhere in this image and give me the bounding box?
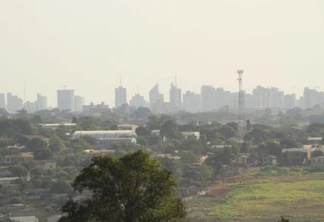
[2,1,324,106]
[1,83,324,113]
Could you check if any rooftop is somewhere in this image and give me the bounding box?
[9,216,38,222]
[307,137,323,141]
[4,152,33,159]
[282,148,309,153]
[72,130,136,140]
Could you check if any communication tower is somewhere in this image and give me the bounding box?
[237,70,245,143]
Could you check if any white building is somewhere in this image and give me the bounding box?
[201,85,215,112]
[7,93,23,113]
[36,93,47,111]
[129,93,147,108]
[169,83,181,112]
[10,216,39,222]
[0,93,5,109]
[182,132,200,140]
[57,89,74,111]
[183,91,200,113]
[74,95,85,112]
[115,86,127,108]
[149,84,164,110]
[284,94,296,109]
[72,130,137,149]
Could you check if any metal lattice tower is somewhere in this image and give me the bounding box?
[237,70,245,143]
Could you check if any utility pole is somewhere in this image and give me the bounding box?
[237,70,245,143]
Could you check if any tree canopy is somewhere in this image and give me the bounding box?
[59,150,185,222]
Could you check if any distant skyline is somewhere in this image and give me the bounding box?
[1,0,324,106]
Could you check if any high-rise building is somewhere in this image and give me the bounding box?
[115,86,127,108]
[245,93,253,108]
[57,89,74,111]
[303,87,323,109]
[169,83,182,112]
[252,86,284,108]
[0,93,5,109]
[129,93,147,108]
[7,93,23,113]
[149,84,164,110]
[23,101,36,113]
[214,88,231,110]
[35,93,47,111]
[74,95,85,112]
[284,94,296,109]
[201,85,215,112]
[183,91,200,113]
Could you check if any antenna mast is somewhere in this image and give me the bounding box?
[237,70,245,143]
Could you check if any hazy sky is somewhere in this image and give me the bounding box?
[1,0,324,107]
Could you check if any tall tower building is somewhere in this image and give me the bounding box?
[7,93,23,113]
[169,83,182,112]
[0,93,5,109]
[35,93,47,111]
[74,95,85,112]
[115,86,127,108]
[129,93,147,108]
[201,85,215,112]
[183,91,200,113]
[57,89,74,111]
[149,84,164,107]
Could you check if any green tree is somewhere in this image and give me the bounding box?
[312,150,324,157]
[277,216,290,222]
[147,115,161,130]
[34,148,53,160]
[26,138,47,152]
[49,136,65,153]
[10,165,28,177]
[134,107,152,119]
[51,180,73,194]
[135,126,150,137]
[161,119,179,139]
[218,125,236,138]
[59,150,185,222]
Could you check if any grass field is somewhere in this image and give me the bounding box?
[186,166,324,222]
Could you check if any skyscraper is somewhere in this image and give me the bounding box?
[183,91,200,113]
[169,83,182,112]
[7,93,23,113]
[303,87,323,109]
[201,85,215,112]
[149,84,164,108]
[0,93,5,109]
[284,94,296,109]
[35,93,47,111]
[57,89,74,111]
[129,93,147,108]
[115,86,127,108]
[74,95,85,112]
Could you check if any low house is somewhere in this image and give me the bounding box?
[261,155,278,166]
[307,137,322,145]
[72,130,137,149]
[1,152,34,165]
[181,132,200,140]
[47,215,62,222]
[9,216,38,222]
[117,124,138,130]
[281,148,311,166]
[233,153,250,165]
[311,156,324,166]
[210,145,232,153]
[151,130,161,137]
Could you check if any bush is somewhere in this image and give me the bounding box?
[9,197,24,204]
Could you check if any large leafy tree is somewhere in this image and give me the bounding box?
[59,150,185,222]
